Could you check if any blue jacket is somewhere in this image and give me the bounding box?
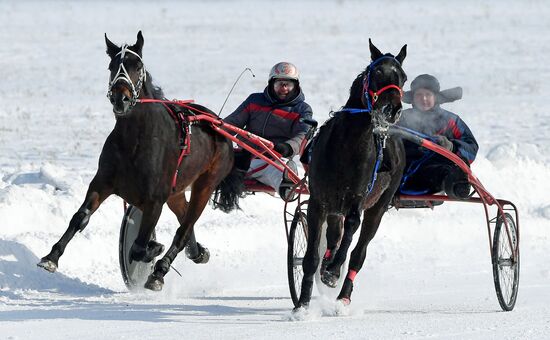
[223,87,313,156]
[397,106,478,164]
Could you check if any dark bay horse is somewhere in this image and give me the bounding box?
[296,40,408,309]
[38,31,240,291]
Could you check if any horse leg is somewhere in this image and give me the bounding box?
[144,173,216,291]
[166,192,209,264]
[296,198,327,309]
[337,200,388,305]
[319,214,343,287]
[37,176,113,272]
[322,206,361,288]
[129,201,165,263]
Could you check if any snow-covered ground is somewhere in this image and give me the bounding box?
[1,1,550,339]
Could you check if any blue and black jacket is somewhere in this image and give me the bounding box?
[397,106,478,164]
[223,86,313,156]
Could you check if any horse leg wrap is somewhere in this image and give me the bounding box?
[320,248,334,273]
[154,257,171,276]
[71,208,91,232]
[346,269,358,282]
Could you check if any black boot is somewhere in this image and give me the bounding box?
[279,160,298,201]
[443,167,471,199]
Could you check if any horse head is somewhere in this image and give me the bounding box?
[105,31,147,116]
[348,39,407,126]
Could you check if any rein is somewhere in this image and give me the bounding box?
[107,45,147,107]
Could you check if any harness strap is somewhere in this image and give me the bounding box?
[366,137,384,196]
[136,99,222,193]
[159,102,192,192]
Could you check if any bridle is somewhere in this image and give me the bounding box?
[107,44,147,107]
[338,56,406,196]
[361,56,404,113]
[340,56,404,117]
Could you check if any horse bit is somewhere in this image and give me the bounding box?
[107,45,147,107]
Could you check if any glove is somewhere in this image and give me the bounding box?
[435,136,453,151]
[274,142,293,158]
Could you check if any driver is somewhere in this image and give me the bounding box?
[397,74,479,199]
[223,62,314,199]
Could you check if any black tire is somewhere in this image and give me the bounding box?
[119,205,156,290]
[287,210,308,307]
[492,212,520,311]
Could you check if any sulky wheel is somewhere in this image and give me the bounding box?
[119,205,156,290]
[492,212,520,311]
[287,208,308,307]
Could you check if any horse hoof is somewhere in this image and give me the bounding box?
[131,241,164,263]
[189,243,210,264]
[320,270,339,288]
[337,297,351,306]
[147,240,165,258]
[290,305,309,321]
[37,258,58,273]
[144,275,164,291]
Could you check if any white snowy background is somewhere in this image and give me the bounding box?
[1,0,549,339]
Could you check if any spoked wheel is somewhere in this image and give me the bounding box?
[287,209,308,307]
[492,212,520,311]
[119,205,156,290]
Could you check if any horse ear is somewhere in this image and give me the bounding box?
[369,38,383,61]
[396,44,407,64]
[105,33,119,59]
[134,31,144,56]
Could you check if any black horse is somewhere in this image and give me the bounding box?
[296,40,407,309]
[38,31,240,291]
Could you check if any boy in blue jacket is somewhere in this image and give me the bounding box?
[398,74,478,199]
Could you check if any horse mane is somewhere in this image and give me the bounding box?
[142,71,166,100]
[344,72,365,109]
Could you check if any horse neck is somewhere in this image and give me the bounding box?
[345,112,374,143]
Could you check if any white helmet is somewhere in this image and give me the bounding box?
[269,62,299,82]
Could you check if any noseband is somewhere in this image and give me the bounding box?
[107,45,147,107]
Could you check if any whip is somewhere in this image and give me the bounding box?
[218,67,255,117]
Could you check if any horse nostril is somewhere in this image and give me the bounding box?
[122,95,131,103]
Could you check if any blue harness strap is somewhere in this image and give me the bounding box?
[399,151,434,195]
[366,137,384,196]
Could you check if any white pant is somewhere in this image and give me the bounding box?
[248,158,284,191]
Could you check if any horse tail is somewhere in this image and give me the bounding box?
[212,167,245,213]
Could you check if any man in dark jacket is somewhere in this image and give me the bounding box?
[397,74,479,199]
[224,62,313,198]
